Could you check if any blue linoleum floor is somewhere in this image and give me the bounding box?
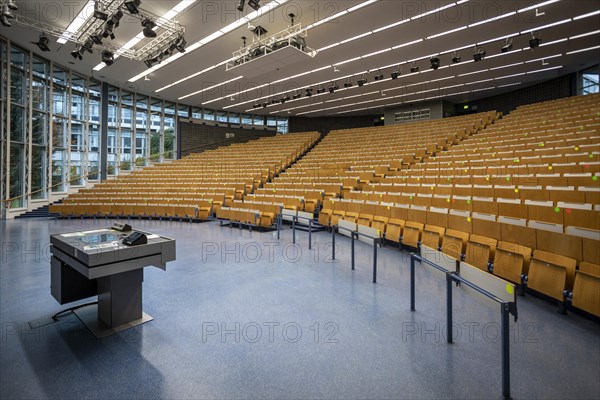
[1,218,599,399]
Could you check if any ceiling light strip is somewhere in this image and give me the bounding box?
[57,1,95,44]
[93,0,198,71]
[129,0,290,82]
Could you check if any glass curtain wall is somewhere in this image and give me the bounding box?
[10,46,29,208]
[88,80,101,180]
[31,57,49,199]
[0,38,287,215]
[135,94,148,167]
[70,74,87,185]
[0,39,6,216]
[51,66,69,193]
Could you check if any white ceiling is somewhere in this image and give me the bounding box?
[3,0,600,116]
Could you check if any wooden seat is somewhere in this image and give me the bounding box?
[385,218,405,243]
[492,241,531,284]
[402,221,424,248]
[528,250,577,301]
[421,225,445,250]
[441,229,470,260]
[572,262,600,317]
[464,234,497,272]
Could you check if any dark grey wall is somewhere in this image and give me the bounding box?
[384,100,444,125]
[456,74,576,116]
[288,115,380,135]
[178,119,276,158]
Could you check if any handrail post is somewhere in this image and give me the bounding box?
[351,231,355,271]
[410,254,416,311]
[446,273,454,344]
[332,226,336,260]
[292,216,296,244]
[308,218,312,250]
[372,238,378,283]
[501,303,511,399]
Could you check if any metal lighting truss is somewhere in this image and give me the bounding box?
[226,23,317,71]
[11,0,184,61]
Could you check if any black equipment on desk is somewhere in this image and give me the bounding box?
[112,223,132,232]
[122,232,147,246]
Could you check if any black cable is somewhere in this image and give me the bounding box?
[51,301,98,321]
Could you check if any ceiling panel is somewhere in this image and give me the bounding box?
[2,0,598,117]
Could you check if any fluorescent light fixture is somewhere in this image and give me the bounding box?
[566,46,600,55]
[498,82,522,88]
[427,26,467,40]
[526,54,562,63]
[468,11,516,28]
[521,18,570,34]
[129,0,289,82]
[179,76,244,100]
[517,0,560,14]
[413,1,465,20]
[347,0,379,13]
[392,38,423,50]
[362,48,392,58]
[340,32,372,44]
[478,33,519,46]
[527,65,562,74]
[57,1,94,44]
[489,62,523,71]
[569,30,600,40]
[372,19,409,33]
[94,0,197,71]
[573,10,600,20]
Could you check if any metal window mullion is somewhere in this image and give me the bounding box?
[26,48,32,207]
[4,39,10,207]
[83,76,89,185]
[48,61,53,197]
[66,69,72,190]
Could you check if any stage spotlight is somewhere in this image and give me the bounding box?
[501,38,513,53]
[90,28,104,44]
[106,10,123,28]
[237,0,245,12]
[473,47,486,62]
[358,75,367,87]
[248,0,260,11]
[529,34,541,49]
[82,39,94,54]
[293,91,301,99]
[374,70,384,81]
[71,47,83,60]
[124,0,141,14]
[7,0,18,10]
[452,52,461,63]
[144,57,154,68]
[253,102,260,109]
[305,88,313,97]
[1,4,15,27]
[344,79,353,88]
[262,102,268,108]
[94,2,108,20]
[410,62,419,73]
[317,86,326,94]
[174,36,187,53]
[391,67,400,80]
[328,82,339,94]
[430,57,440,70]
[102,50,114,66]
[33,34,51,52]
[142,19,157,38]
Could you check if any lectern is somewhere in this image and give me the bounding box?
[49,227,175,338]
